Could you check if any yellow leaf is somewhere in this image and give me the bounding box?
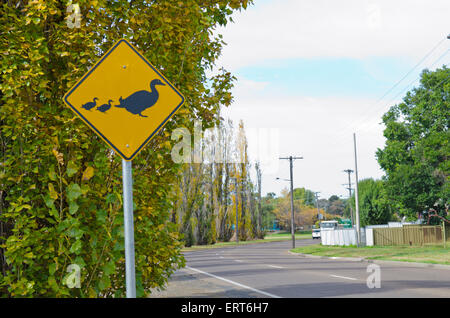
[24,252,34,259]
[82,166,94,181]
[48,183,58,200]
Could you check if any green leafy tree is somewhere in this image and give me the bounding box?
[0,0,251,297]
[376,66,449,222]
[354,179,392,227]
[292,187,316,206]
[261,192,277,230]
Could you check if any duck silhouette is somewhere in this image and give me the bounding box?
[115,79,165,117]
[81,97,99,110]
[96,100,113,113]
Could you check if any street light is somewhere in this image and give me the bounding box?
[314,191,321,222]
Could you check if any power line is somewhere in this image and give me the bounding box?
[329,36,450,145]
[359,54,450,133]
[375,37,447,104]
[329,56,450,149]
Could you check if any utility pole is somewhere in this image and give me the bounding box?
[314,192,321,222]
[343,169,354,227]
[353,133,361,247]
[279,156,303,249]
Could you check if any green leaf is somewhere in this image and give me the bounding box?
[48,208,59,219]
[113,241,124,252]
[69,240,82,254]
[96,209,107,223]
[66,161,79,177]
[67,227,84,239]
[74,256,86,268]
[136,273,145,298]
[69,201,79,215]
[67,183,82,201]
[106,193,118,204]
[48,167,57,181]
[98,275,111,291]
[49,263,57,275]
[44,194,54,209]
[102,261,115,276]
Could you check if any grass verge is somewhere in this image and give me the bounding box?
[290,244,450,265]
[182,231,312,251]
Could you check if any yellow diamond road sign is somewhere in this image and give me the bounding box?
[63,39,185,161]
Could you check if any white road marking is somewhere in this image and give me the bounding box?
[234,259,244,263]
[267,265,284,269]
[186,266,281,298]
[330,274,357,281]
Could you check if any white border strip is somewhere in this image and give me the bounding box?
[330,274,357,281]
[185,266,281,298]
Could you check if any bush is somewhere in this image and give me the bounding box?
[0,0,250,297]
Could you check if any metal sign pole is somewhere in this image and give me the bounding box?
[122,159,136,298]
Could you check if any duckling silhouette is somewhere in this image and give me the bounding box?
[81,97,99,110]
[115,79,165,117]
[96,100,113,113]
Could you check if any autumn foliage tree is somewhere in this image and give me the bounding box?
[171,119,260,246]
[0,0,251,297]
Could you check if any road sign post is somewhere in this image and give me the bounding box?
[63,39,184,297]
[122,159,136,297]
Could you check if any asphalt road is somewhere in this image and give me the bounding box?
[150,239,450,298]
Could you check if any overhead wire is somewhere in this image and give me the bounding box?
[326,38,450,148]
[358,49,450,133]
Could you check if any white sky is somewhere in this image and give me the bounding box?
[213,0,450,199]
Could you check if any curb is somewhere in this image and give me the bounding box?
[288,251,450,270]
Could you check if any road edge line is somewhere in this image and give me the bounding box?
[185,266,282,298]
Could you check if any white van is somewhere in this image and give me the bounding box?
[312,228,321,239]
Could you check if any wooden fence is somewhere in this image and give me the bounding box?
[372,225,449,246]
